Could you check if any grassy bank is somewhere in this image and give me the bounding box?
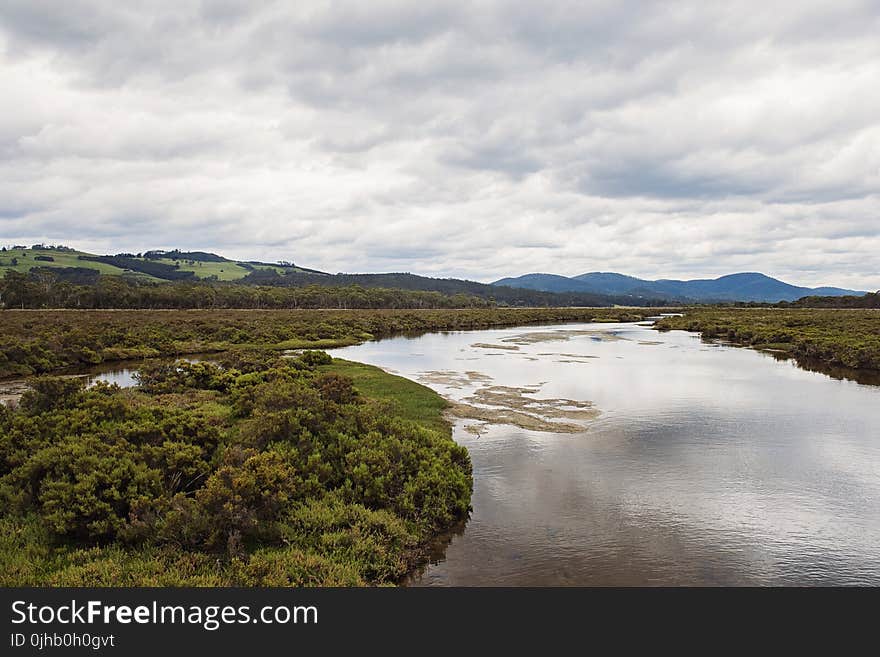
[0,307,660,378]
[655,308,880,371]
[0,351,468,586]
[322,359,450,435]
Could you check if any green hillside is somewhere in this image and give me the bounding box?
[137,256,285,281]
[0,246,303,282]
[0,247,154,279]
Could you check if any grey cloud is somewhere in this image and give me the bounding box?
[0,1,878,289]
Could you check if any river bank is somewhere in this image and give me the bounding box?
[655,308,880,372]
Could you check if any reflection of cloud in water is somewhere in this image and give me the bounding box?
[334,321,880,585]
[502,329,630,345]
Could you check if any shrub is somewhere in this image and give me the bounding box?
[0,348,472,585]
[19,377,85,415]
[23,433,163,540]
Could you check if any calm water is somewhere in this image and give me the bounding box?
[0,355,213,404]
[333,322,880,586]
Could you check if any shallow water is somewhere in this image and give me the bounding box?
[0,355,214,404]
[333,322,880,586]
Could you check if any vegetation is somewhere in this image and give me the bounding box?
[0,307,659,378]
[656,308,880,370]
[784,291,880,309]
[240,269,671,307]
[0,267,674,309]
[0,247,156,280]
[77,255,198,281]
[0,351,471,585]
[1,245,676,307]
[0,246,303,283]
[0,271,492,310]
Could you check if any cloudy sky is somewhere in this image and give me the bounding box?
[1,1,878,288]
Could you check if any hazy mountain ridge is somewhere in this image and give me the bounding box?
[494,271,865,303]
[3,246,865,305]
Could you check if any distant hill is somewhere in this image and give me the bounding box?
[12,244,857,306]
[238,269,670,307]
[0,245,675,307]
[0,245,318,282]
[494,271,864,303]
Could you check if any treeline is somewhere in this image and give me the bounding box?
[78,255,196,280]
[142,249,228,262]
[241,269,671,307]
[0,271,491,310]
[784,291,880,308]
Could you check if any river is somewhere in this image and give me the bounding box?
[4,321,879,585]
[332,321,880,585]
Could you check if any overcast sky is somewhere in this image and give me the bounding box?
[1,1,878,288]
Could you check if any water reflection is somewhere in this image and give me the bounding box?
[334,322,880,585]
[0,354,215,404]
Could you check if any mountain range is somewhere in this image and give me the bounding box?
[492,272,865,303]
[2,246,867,305]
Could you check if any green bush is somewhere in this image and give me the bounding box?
[0,351,472,585]
[19,377,85,415]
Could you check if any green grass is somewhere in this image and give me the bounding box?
[270,336,366,350]
[139,257,286,281]
[323,358,450,435]
[0,248,157,280]
[0,247,295,282]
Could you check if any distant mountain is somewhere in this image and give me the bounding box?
[493,271,864,303]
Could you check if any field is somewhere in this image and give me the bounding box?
[0,248,157,280]
[142,257,286,281]
[0,307,658,378]
[656,308,880,370]
[0,247,293,282]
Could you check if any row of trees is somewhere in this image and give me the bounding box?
[0,271,491,310]
[240,268,667,307]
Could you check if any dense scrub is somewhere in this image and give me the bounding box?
[656,308,880,370]
[0,308,659,378]
[0,352,471,585]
